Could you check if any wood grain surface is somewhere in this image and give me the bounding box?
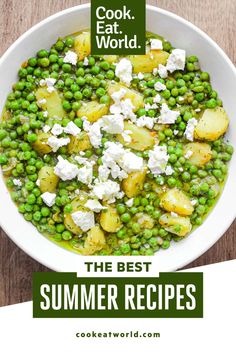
[0,0,236,306]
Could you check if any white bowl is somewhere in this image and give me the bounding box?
[0,4,236,271]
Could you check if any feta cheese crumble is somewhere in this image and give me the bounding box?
[157,64,168,79]
[71,211,95,232]
[137,72,144,80]
[166,49,186,73]
[150,38,163,50]
[37,98,46,105]
[84,199,106,213]
[47,136,70,152]
[154,81,166,91]
[148,145,169,176]
[101,114,124,134]
[43,125,51,133]
[153,94,161,104]
[126,198,134,207]
[51,123,63,136]
[121,130,133,143]
[63,50,78,66]
[92,180,122,203]
[120,152,144,173]
[13,179,22,187]
[82,118,103,148]
[184,150,193,159]
[39,78,56,93]
[83,57,89,66]
[184,118,198,141]
[110,90,136,121]
[136,116,155,129]
[115,58,133,86]
[158,103,180,124]
[77,161,94,185]
[64,121,81,136]
[41,192,56,207]
[165,165,174,175]
[54,156,79,181]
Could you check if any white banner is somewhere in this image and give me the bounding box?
[0,260,235,353]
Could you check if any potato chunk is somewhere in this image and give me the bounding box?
[160,188,194,216]
[74,32,91,60]
[83,226,106,255]
[159,213,192,237]
[68,132,92,154]
[128,50,169,73]
[103,55,118,64]
[122,168,147,198]
[35,87,65,118]
[183,142,212,167]
[194,107,229,141]
[100,205,122,233]
[107,82,144,111]
[117,121,155,151]
[77,101,108,122]
[32,132,52,155]
[38,166,59,193]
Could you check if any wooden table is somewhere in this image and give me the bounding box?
[0,0,236,306]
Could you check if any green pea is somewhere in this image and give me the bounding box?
[33,211,42,221]
[72,101,81,111]
[167,177,177,187]
[121,213,131,223]
[100,95,110,104]
[41,207,50,217]
[120,243,131,254]
[213,169,223,179]
[27,194,36,205]
[25,181,35,191]
[141,198,148,207]
[65,36,74,47]
[166,80,174,90]
[91,65,100,75]
[200,72,209,81]
[162,89,171,99]
[161,240,170,249]
[62,230,72,241]
[62,63,72,73]
[178,121,186,131]
[39,57,50,67]
[182,171,191,181]
[117,229,126,239]
[24,213,33,221]
[196,205,206,215]
[37,49,49,58]
[195,93,204,102]
[0,154,8,165]
[187,62,195,72]
[116,204,126,214]
[82,87,92,98]
[27,133,37,143]
[0,129,7,141]
[62,100,71,111]
[131,223,141,234]
[183,111,192,121]
[206,98,217,108]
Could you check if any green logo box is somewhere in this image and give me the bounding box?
[33,272,203,318]
[91,0,146,55]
